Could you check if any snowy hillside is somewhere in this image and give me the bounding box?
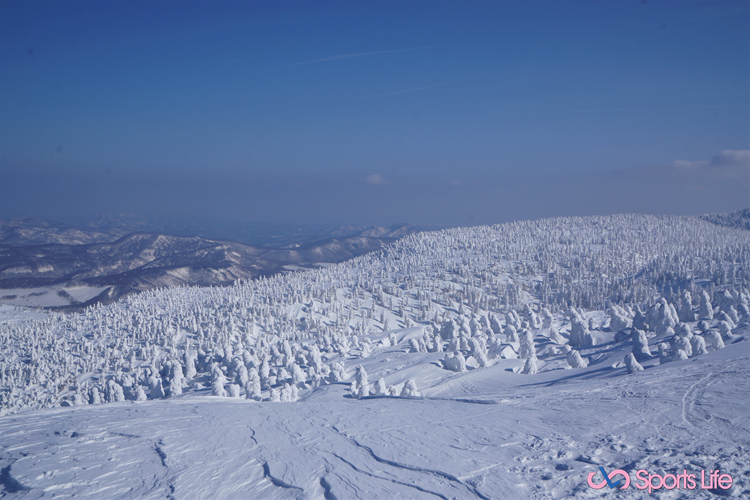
[1,213,749,499]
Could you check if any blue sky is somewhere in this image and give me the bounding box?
[1,1,748,227]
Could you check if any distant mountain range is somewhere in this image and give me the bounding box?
[700,208,750,231]
[0,215,419,247]
[0,217,420,310]
[33,213,429,247]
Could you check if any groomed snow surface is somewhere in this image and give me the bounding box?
[1,214,749,499]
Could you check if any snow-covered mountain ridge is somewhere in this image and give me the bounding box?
[0,228,411,310]
[0,213,748,499]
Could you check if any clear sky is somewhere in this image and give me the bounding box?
[1,0,748,228]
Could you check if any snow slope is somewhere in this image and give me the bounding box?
[1,334,747,499]
[1,213,749,498]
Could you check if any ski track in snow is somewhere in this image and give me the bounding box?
[0,341,747,499]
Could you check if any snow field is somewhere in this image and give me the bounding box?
[1,213,749,498]
[0,335,747,499]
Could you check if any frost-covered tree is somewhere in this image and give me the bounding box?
[726,306,740,324]
[547,327,565,344]
[459,334,471,352]
[541,308,554,329]
[609,305,631,331]
[169,361,185,397]
[280,382,298,402]
[259,358,271,381]
[518,329,536,359]
[717,290,734,314]
[564,346,588,369]
[212,379,227,397]
[632,307,649,331]
[706,329,725,350]
[716,311,735,328]
[211,363,228,397]
[631,329,652,362]
[658,343,671,364]
[717,321,734,340]
[355,365,368,389]
[409,338,422,353]
[737,304,749,323]
[521,356,538,374]
[439,319,457,341]
[227,384,241,398]
[276,367,290,383]
[149,375,165,399]
[270,387,281,402]
[443,352,467,372]
[430,333,443,353]
[90,386,102,404]
[690,335,708,356]
[569,311,593,348]
[699,291,714,320]
[1,212,748,414]
[245,369,262,401]
[235,362,249,388]
[652,298,678,334]
[678,292,696,322]
[400,379,420,398]
[73,392,88,406]
[505,310,521,330]
[489,314,503,336]
[135,385,148,401]
[388,332,398,347]
[624,353,644,373]
[108,380,125,402]
[184,351,197,380]
[360,339,373,358]
[329,361,346,383]
[670,335,692,357]
[504,324,519,343]
[671,349,689,362]
[373,377,387,396]
[291,364,307,387]
[674,323,692,339]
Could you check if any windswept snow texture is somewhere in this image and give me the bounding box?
[1,342,748,499]
[1,213,749,499]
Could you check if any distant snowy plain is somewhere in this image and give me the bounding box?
[1,214,749,499]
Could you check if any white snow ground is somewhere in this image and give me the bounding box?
[1,334,747,499]
[1,214,749,499]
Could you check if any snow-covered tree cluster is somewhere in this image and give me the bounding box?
[0,214,748,415]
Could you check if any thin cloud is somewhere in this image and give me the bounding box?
[277,44,449,70]
[710,149,750,168]
[366,174,391,186]
[672,150,749,170]
[673,159,708,169]
[361,82,450,99]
